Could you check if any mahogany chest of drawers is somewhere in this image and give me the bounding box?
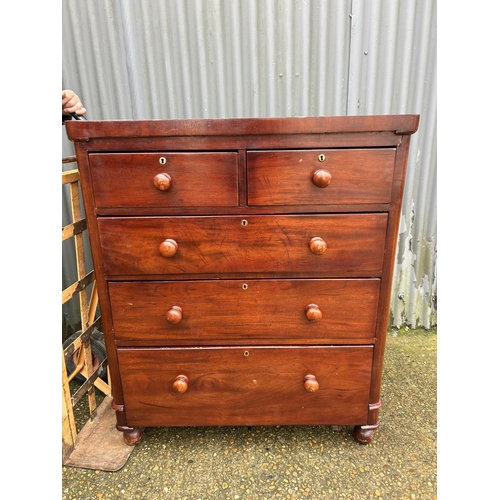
[66,115,419,445]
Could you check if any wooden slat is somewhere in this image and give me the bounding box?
[63,320,101,362]
[62,350,78,461]
[62,218,87,241]
[63,319,111,394]
[69,180,90,326]
[94,377,111,396]
[62,271,95,305]
[63,319,102,362]
[62,168,79,184]
[80,336,98,419]
[71,358,108,408]
[69,171,97,417]
[88,285,99,325]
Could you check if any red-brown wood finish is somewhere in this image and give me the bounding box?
[247,149,396,206]
[66,115,419,445]
[108,279,380,344]
[117,346,373,427]
[97,214,388,278]
[89,152,239,209]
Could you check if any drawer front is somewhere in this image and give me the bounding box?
[89,152,239,209]
[98,214,388,277]
[110,279,380,343]
[118,346,373,427]
[247,149,396,206]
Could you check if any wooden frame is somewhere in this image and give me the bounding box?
[62,156,111,462]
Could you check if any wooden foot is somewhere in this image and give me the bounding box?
[116,425,145,446]
[353,424,379,444]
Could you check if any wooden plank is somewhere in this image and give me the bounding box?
[70,358,106,409]
[62,169,79,184]
[68,171,97,416]
[62,350,78,461]
[94,377,111,396]
[63,396,136,471]
[62,271,94,305]
[65,115,420,141]
[62,218,87,241]
[63,320,102,362]
[88,286,98,325]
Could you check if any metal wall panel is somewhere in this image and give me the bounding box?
[62,0,436,329]
[347,0,437,328]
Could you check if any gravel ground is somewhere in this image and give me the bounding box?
[62,328,437,500]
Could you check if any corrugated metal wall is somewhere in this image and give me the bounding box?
[62,0,436,329]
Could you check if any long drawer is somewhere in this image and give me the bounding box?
[97,214,388,277]
[247,148,396,206]
[89,152,239,209]
[109,279,380,343]
[118,345,373,427]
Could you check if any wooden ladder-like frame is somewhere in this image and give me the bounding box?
[62,156,111,462]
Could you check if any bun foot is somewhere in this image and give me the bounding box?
[117,425,145,446]
[353,424,379,444]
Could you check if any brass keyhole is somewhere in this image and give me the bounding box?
[244,351,250,357]
[159,157,167,165]
[241,219,248,227]
[241,283,248,290]
[318,154,326,162]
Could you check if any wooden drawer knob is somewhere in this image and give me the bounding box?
[159,238,178,258]
[309,237,327,255]
[305,304,322,322]
[304,374,319,392]
[312,169,332,188]
[166,306,183,324]
[153,173,172,191]
[173,375,189,393]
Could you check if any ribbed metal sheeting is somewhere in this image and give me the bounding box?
[62,0,436,329]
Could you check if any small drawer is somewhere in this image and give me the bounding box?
[118,345,373,427]
[247,149,396,206]
[89,152,238,209]
[98,214,388,277]
[109,278,380,343]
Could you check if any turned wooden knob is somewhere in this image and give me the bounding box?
[166,306,183,324]
[304,374,319,392]
[312,169,332,188]
[159,238,178,258]
[309,237,327,255]
[153,173,172,191]
[173,375,189,393]
[305,304,322,322]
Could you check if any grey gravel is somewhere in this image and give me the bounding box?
[62,328,436,499]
